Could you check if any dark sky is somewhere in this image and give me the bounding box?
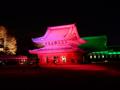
[0,1,120,54]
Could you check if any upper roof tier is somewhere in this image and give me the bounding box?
[32,24,86,46]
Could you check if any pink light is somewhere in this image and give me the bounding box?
[32,24,86,44]
[29,24,86,65]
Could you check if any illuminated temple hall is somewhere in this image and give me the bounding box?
[29,24,87,64]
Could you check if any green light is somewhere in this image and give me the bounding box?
[108,52,113,55]
[112,52,116,54]
[80,35,107,51]
[116,52,120,54]
[118,52,120,54]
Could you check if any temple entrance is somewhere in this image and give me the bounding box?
[45,56,59,64]
[53,56,58,64]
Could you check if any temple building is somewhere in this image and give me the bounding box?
[29,24,87,65]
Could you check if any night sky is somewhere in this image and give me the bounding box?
[0,1,120,54]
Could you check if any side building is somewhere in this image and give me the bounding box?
[80,36,120,63]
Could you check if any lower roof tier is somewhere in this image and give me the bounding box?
[29,48,85,54]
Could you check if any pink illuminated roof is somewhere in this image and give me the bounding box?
[29,24,86,54]
[32,24,75,42]
[32,24,86,43]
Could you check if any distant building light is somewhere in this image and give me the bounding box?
[0,48,3,51]
[94,55,96,58]
[90,55,92,59]
[102,55,104,58]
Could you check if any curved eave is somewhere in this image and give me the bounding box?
[29,48,85,54]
